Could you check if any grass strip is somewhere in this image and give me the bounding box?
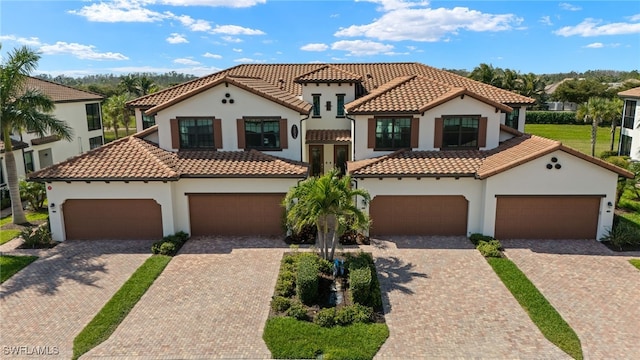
[0,229,21,245]
[487,257,583,360]
[0,255,38,283]
[72,255,171,360]
[0,211,49,226]
[263,317,389,360]
[629,259,640,270]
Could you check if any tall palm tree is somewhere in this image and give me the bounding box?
[103,94,131,137]
[576,97,608,157]
[469,63,503,88]
[283,170,370,261]
[137,76,158,96]
[119,74,139,96]
[1,46,73,224]
[605,98,623,152]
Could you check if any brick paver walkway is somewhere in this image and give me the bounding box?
[0,240,153,359]
[367,236,571,359]
[83,236,286,360]
[503,239,640,360]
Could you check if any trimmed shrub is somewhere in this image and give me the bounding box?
[477,240,502,258]
[350,267,372,306]
[296,255,319,305]
[158,242,176,256]
[346,252,382,310]
[599,150,619,159]
[318,258,333,275]
[526,111,580,125]
[275,270,296,297]
[271,296,292,313]
[286,301,308,321]
[336,304,374,326]
[150,231,190,255]
[469,233,495,246]
[605,156,630,169]
[314,307,336,328]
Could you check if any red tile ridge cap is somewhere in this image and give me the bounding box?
[345,75,416,111]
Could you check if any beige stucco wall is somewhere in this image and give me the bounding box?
[300,82,356,130]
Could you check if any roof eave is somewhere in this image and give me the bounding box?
[179,173,307,179]
[351,173,476,179]
[27,177,180,183]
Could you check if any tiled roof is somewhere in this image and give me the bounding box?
[31,135,60,146]
[349,134,633,179]
[0,139,29,153]
[24,77,103,102]
[146,75,311,115]
[128,63,535,108]
[294,65,363,83]
[306,129,351,143]
[618,86,640,98]
[176,149,308,177]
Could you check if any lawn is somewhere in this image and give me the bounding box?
[73,255,171,360]
[0,255,38,283]
[0,211,50,245]
[629,259,640,270]
[525,124,618,156]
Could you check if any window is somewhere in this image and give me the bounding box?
[336,94,345,117]
[86,103,102,131]
[442,116,479,148]
[375,117,411,150]
[506,107,519,130]
[312,94,321,117]
[620,134,632,157]
[623,100,636,129]
[23,151,34,173]
[244,118,281,150]
[89,136,103,150]
[179,118,214,149]
[142,113,156,129]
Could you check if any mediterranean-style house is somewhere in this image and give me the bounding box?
[1,77,104,188]
[618,87,640,161]
[28,63,632,241]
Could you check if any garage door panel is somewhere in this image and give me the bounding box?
[370,195,467,236]
[63,199,162,240]
[495,196,600,239]
[189,194,285,236]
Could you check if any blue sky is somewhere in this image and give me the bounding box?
[1,0,639,77]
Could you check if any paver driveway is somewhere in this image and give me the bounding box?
[83,236,286,359]
[503,239,640,359]
[367,236,570,359]
[0,240,153,359]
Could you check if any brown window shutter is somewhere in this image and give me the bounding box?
[478,117,488,148]
[213,118,223,149]
[280,118,288,149]
[237,118,245,149]
[170,118,179,149]
[433,117,443,149]
[367,118,376,149]
[410,117,419,148]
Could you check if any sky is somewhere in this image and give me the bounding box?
[1,0,639,78]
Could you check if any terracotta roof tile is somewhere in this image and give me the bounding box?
[477,135,560,178]
[24,77,103,102]
[175,149,308,177]
[618,86,640,98]
[306,129,351,143]
[295,65,363,83]
[0,139,30,153]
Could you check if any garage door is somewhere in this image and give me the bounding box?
[495,196,601,239]
[188,193,285,236]
[63,199,162,240]
[369,195,468,236]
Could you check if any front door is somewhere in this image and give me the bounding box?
[38,148,53,169]
[334,145,349,175]
[309,145,324,177]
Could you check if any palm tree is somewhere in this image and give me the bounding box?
[119,74,139,96]
[469,63,503,88]
[576,97,608,157]
[137,76,158,96]
[283,170,370,261]
[103,94,132,137]
[605,98,623,152]
[1,46,73,224]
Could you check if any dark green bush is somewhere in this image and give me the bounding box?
[469,233,495,246]
[526,111,580,125]
[335,304,373,326]
[20,223,53,248]
[599,150,619,159]
[158,242,176,256]
[275,270,296,297]
[477,240,502,258]
[601,217,640,250]
[314,307,337,327]
[346,252,382,310]
[150,231,190,255]
[296,255,319,305]
[349,267,372,306]
[271,296,291,313]
[286,301,308,321]
[318,258,333,275]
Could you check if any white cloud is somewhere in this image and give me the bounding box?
[559,3,582,11]
[160,0,265,8]
[331,40,394,56]
[232,48,243,52]
[301,43,329,52]
[166,33,189,44]
[172,14,213,31]
[39,42,128,60]
[555,18,640,37]
[0,35,42,46]
[211,25,265,35]
[173,57,201,65]
[540,16,553,26]
[360,0,428,12]
[69,0,168,23]
[584,42,603,48]
[203,52,222,58]
[221,36,243,43]
[335,6,522,42]
[233,57,267,63]
[110,65,221,76]
[628,14,640,22]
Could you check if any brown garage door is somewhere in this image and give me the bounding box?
[369,195,468,236]
[495,196,601,239]
[63,199,162,240]
[188,193,285,236]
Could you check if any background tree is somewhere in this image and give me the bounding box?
[103,94,132,138]
[283,170,370,261]
[576,97,608,157]
[553,79,610,104]
[469,63,503,87]
[605,98,623,152]
[137,76,158,96]
[1,46,73,224]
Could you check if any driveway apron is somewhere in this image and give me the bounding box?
[368,236,570,359]
[83,237,285,360]
[0,240,153,359]
[502,239,640,359]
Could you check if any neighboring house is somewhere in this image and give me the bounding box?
[28,63,632,241]
[618,87,640,161]
[0,77,104,187]
[544,78,578,111]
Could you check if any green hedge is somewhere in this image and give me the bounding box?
[296,255,319,305]
[526,111,612,126]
